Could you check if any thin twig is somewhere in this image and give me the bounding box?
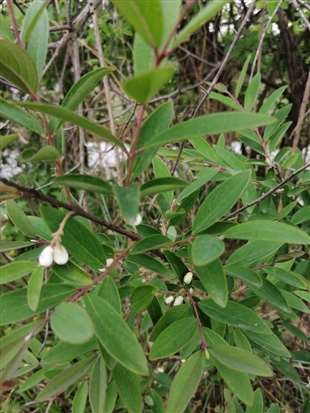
[292,71,310,151]
[6,0,22,46]
[225,160,310,219]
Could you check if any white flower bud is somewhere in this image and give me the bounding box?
[189,287,194,294]
[38,245,54,267]
[164,295,174,305]
[183,271,193,285]
[105,258,114,267]
[128,213,142,226]
[53,244,69,265]
[173,296,184,306]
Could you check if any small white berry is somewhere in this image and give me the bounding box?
[189,288,194,294]
[128,213,142,226]
[53,244,69,265]
[173,296,184,306]
[105,258,114,267]
[38,246,54,267]
[164,295,174,305]
[183,271,193,285]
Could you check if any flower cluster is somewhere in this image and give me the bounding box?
[39,243,69,267]
[164,272,194,306]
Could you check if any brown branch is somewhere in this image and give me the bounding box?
[292,70,310,151]
[6,0,22,47]
[0,178,139,241]
[225,160,310,220]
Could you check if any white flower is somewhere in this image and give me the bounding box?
[173,296,184,306]
[53,244,69,265]
[105,258,114,267]
[128,213,142,226]
[39,246,54,267]
[164,295,174,305]
[183,271,193,285]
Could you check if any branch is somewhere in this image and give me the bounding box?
[225,161,310,219]
[0,178,139,241]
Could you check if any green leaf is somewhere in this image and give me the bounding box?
[160,0,182,45]
[260,86,287,114]
[199,299,272,335]
[209,344,273,377]
[43,339,97,366]
[133,33,154,75]
[141,177,187,197]
[225,264,262,287]
[291,205,310,225]
[193,171,251,233]
[267,267,308,289]
[89,357,107,413]
[173,0,229,48]
[27,266,44,311]
[30,145,60,162]
[196,259,228,307]
[0,283,75,326]
[246,389,264,413]
[131,234,171,254]
[244,330,290,359]
[0,261,36,284]
[0,240,34,252]
[192,235,225,266]
[53,174,111,194]
[251,279,291,314]
[151,304,192,340]
[85,294,148,376]
[133,100,174,178]
[0,134,18,150]
[123,64,176,103]
[112,0,163,47]
[0,38,38,93]
[224,220,310,245]
[244,73,261,111]
[22,102,125,150]
[97,275,121,313]
[209,91,241,111]
[140,112,275,150]
[150,317,197,360]
[166,351,205,413]
[0,98,42,134]
[53,263,92,287]
[36,355,95,401]
[6,199,36,236]
[131,285,155,314]
[227,240,282,266]
[177,168,218,203]
[72,382,88,413]
[51,302,94,344]
[21,0,49,76]
[113,364,142,413]
[114,184,141,225]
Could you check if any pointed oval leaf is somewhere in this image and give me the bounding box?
[89,357,107,413]
[112,0,163,47]
[113,364,142,413]
[131,235,171,254]
[53,174,111,194]
[166,351,205,413]
[72,382,88,413]
[224,220,310,245]
[0,38,38,93]
[0,98,42,133]
[27,266,44,311]
[140,112,275,150]
[51,302,94,344]
[30,145,60,162]
[196,259,228,308]
[0,134,18,150]
[209,344,273,377]
[114,184,140,225]
[0,261,36,284]
[150,317,197,360]
[6,199,36,236]
[192,235,225,267]
[36,355,95,402]
[193,171,251,233]
[123,64,176,103]
[22,102,125,150]
[85,294,148,376]
[141,177,187,197]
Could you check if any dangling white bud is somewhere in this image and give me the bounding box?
[53,244,69,265]
[128,213,142,226]
[105,258,114,267]
[183,271,193,285]
[39,245,54,267]
[164,295,174,305]
[173,296,184,306]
